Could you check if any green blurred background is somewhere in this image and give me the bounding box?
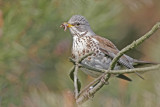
[0,0,160,107]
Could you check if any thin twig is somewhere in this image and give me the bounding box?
[74,63,79,99]
[69,52,93,64]
[77,72,103,98]
[81,63,160,74]
[72,52,94,99]
[109,64,160,74]
[76,74,110,104]
[78,52,93,63]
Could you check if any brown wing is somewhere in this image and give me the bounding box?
[92,35,118,53]
[92,35,134,69]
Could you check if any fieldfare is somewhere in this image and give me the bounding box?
[61,15,152,81]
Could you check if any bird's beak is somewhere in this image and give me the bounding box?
[60,22,73,31]
[66,23,73,28]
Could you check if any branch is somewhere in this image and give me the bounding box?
[80,63,160,74]
[76,22,160,104]
[74,63,79,99]
[77,64,160,98]
[78,52,93,63]
[109,64,160,74]
[71,52,93,99]
[69,52,93,64]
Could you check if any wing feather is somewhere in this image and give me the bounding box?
[92,35,134,69]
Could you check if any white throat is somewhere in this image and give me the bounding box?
[69,27,95,37]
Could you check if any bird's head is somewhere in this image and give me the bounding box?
[60,15,95,37]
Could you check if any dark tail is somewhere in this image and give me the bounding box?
[116,74,132,81]
[133,60,158,79]
[117,60,158,81]
[133,60,158,68]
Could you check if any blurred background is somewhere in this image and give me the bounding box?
[0,0,160,107]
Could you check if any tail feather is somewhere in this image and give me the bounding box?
[133,60,158,65]
[116,74,132,81]
[133,59,158,79]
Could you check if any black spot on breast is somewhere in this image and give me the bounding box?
[96,50,99,53]
[86,49,89,53]
[82,49,85,55]
[72,54,75,59]
[87,44,91,49]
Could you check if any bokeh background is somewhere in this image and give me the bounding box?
[0,0,160,107]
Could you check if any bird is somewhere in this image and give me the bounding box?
[60,15,154,81]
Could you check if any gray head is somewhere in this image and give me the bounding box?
[67,15,95,36]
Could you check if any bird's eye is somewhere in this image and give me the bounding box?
[76,23,80,26]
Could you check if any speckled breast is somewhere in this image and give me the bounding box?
[71,36,120,77]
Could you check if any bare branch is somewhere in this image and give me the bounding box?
[109,64,160,74]
[76,64,160,101]
[71,52,94,99]
[78,52,93,63]
[80,63,160,74]
[74,64,79,99]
